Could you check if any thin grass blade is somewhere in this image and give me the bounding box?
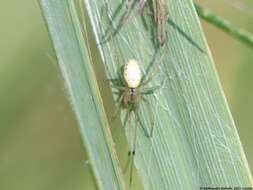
[39,1,126,189]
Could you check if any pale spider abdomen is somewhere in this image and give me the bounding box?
[123,59,142,88]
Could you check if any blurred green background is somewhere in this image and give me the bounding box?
[0,0,252,190]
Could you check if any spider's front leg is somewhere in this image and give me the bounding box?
[141,85,161,95]
[140,44,167,87]
[100,0,137,44]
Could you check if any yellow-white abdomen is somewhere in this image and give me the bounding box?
[123,59,142,88]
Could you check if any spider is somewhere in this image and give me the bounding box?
[109,58,163,185]
[101,0,168,47]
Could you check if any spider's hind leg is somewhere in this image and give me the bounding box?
[123,106,134,174]
[142,97,155,138]
[140,83,164,137]
[128,106,139,186]
[111,93,124,121]
[132,105,150,138]
[140,44,168,87]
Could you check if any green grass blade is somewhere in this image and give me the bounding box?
[39,0,126,189]
[195,3,253,48]
[84,0,253,189]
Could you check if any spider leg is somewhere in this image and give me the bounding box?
[111,94,124,121]
[107,78,119,83]
[151,0,157,22]
[121,0,137,23]
[135,105,150,137]
[142,97,155,137]
[107,78,123,86]
[141,85,161,95]
[112,85,126,91]
[100,0,137,44]
[140,45,167,87]
[123,106,133,173]
[112,91,121,94]
[128,106,139,186]
[123,104,132,128]
[108,79,125,91]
